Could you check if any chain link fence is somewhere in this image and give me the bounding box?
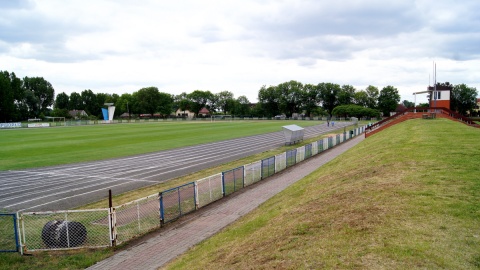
[244,162,262,187]
[261,157,275,179]
[222,166,245,196]
[20,209,111,251]
[0,213,20,252]
[305,143,312,159]
[296,145,306,163]
[160,182,196,225]
[328,136,334,148]
[196,174,223,208]
[311,141,319,156]
[275,152,287,173]
[114,194,160,245]
[286,148,297,167]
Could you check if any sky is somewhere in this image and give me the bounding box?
[1,0,479,104]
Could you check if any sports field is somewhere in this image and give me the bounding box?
[1,120,353,211]
[0,120,322,170]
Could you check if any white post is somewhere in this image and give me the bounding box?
[414,93,417,113]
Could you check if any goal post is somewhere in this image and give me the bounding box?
[211,115,233,122]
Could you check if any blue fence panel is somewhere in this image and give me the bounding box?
[261,156,275,179]
[160,182,196,224]
[222,166,245,196]
[0,213,19,252]
[286,149,297,167]
[304,144,312,159]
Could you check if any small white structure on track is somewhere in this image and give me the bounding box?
[282,125,304,145]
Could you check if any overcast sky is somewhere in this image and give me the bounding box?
[1,0,479,104]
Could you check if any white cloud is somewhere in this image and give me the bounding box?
[0,0,479,105]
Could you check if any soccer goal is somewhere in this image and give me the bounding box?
[211,115,233,122]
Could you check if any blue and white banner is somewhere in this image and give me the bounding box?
[0,122,21,129]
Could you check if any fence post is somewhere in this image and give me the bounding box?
[221,172,226,197]
[177,187,182,216]
[108,190,116,247]
[15,212,22,255]
[273,156,276,175]
[65,212,70,248]
[242,166,245,188]
[20,212,27,254]
[194,182,199,210]
[159,192,164,227]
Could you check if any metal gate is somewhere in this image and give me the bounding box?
[0,213,20,252]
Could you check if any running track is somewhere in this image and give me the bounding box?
[0,122,352,212]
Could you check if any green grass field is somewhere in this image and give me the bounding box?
[164,118,480,269]
[0,120,322,170]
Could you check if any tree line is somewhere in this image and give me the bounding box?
[1,70,478,122]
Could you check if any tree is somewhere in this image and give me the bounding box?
[338,85,356,105]
[257,85,280,117]
[451,83,478,115]
[402,100,415,108]
[365,85,379,109]
[81,89,98,116]
[276,80,304,117]
[353,90,369,107]
[69,92,83,110]
[157,92,174,116]
[215,91,235,114]
[117,93,134,117]
[234,95,251,116]
[132,87,163,116]
[186,90,214,117]
[332,104,380,118]
[23,76,55,117]
[50,108,70,118]
[317,82,341,117]
[55,92,69,110]
[301,83,320,117]
[378,85,400,116]
[0,70,24,122]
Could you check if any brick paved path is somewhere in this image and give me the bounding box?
[87,135,365,270]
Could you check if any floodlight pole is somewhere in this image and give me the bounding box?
[414,93,416,113]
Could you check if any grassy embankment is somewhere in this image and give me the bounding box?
[165,118,480,269]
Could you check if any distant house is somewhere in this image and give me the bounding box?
[473,98,480,115]
[175,107,210,118]
[175,109,195,118]
[198,107,210,117]
[69,110,88,119]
